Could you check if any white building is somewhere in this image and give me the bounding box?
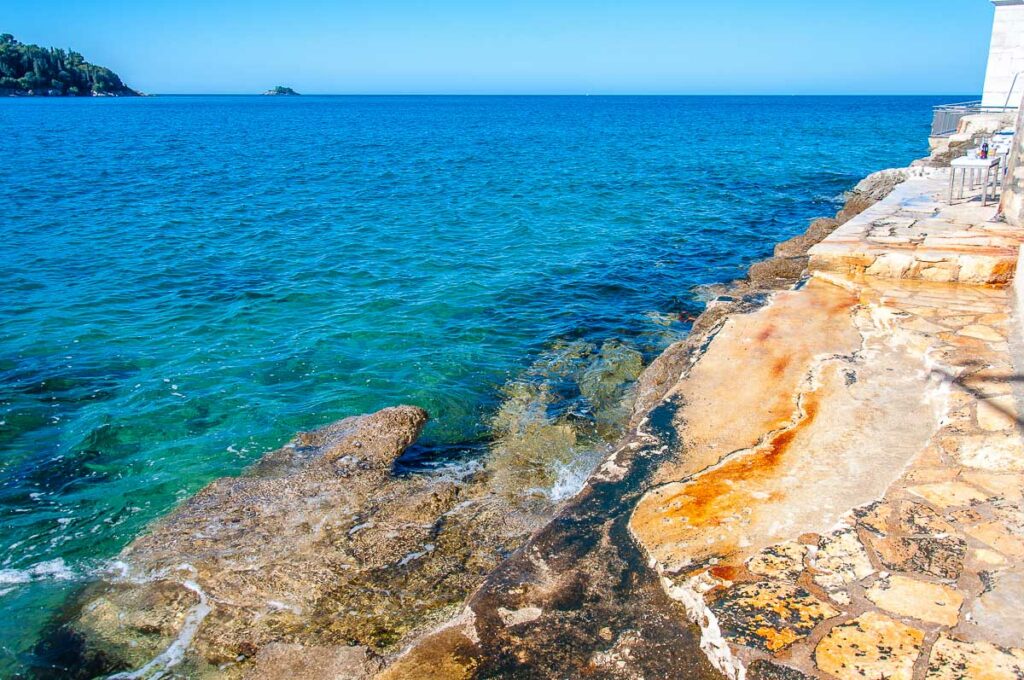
[982,0,1024,108]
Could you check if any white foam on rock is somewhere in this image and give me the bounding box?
[107,579,211,680]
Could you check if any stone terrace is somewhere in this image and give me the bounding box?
[809,171,1024,285]
[628,175,1024,679]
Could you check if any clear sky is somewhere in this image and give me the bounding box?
[5,0,996,95]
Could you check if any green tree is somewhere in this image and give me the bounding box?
[0,33,137,96]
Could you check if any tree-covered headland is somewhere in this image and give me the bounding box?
[0,33,139,96]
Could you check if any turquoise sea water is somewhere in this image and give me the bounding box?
[1,95,956,673]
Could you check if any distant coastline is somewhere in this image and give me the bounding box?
[0,33,138,96]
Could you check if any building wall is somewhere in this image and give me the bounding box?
[1001,107,1024,226]
[982,1,1024,108]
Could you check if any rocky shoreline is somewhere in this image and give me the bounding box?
[41,166,920,679]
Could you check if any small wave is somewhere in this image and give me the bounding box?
[487,338,642,505]
[546,456,601,503]
[0,558,77,589]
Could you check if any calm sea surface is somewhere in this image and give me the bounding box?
[0,95,958,672]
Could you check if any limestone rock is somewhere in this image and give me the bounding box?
[747,542,807,581]
[852,168,910,202]
[870,534,966,580]
[814,612,924,680]
[864,574,963,626]
[811,528,875,604]
[243,643,381,680]
[707,581,839,652]
[925,635,1024,680]
[747,256,808,287]
[804,217,840,241]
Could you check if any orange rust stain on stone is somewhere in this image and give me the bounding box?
[709,565,744,582]
[771,355,791,379]
[631,390,822,563]
[757,325,775,342]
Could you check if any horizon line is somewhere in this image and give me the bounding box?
[127,92,977,98]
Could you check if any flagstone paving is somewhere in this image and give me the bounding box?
[629,177,1024,679]
[809,170,1024,285]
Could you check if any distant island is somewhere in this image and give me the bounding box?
[0,33,138,96]
[263,85,299,96]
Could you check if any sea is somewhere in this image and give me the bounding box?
[0,94,960,674]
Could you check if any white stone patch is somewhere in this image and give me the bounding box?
[661,572,747,680]
[956,434,1024,471]
[497,605,543,627]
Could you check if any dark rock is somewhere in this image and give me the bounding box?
[748,659,812,680]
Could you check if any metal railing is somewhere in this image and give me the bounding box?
[931,100,1017,137]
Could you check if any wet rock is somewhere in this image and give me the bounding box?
[64,406,543,677]
[379,399,722,680]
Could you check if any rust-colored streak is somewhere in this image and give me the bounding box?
[631,389,822,564]
[708,565,743,582]
[771,355,791,379]
[757,325,775,342]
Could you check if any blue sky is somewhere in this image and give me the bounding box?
[5,0,996,94]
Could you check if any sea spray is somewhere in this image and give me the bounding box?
[487,338,644,505]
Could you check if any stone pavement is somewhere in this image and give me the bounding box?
[809,170,1024,285]
[629,176,1024,679]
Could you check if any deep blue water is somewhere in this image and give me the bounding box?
[0,95,957,671]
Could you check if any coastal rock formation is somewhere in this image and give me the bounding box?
[58,165,996,680]
[364,163,1024,680]
[630,170,902,428]
[809,171,1024,285]
[625,172,1024,678]
[60,406,544,678]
